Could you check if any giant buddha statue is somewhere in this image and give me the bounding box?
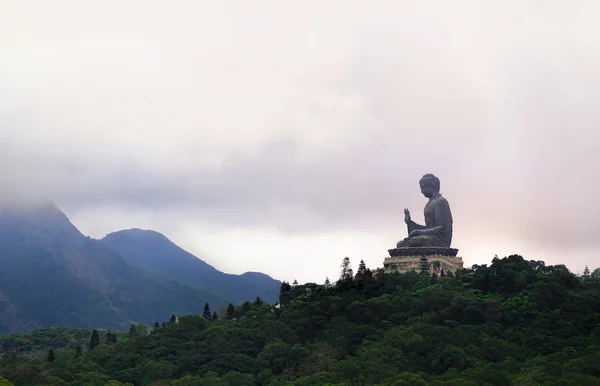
[390,174,457,257]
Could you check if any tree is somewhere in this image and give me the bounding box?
[241,301,252,313]
[324,277,331,287]
[280,281,292,294]
[374,268,386,280]
[75,345,82,357]
[135,324,149,336]
[129,325,137,336]
[154,321,160,329]
[292,279,299,287]
[203,303,211,319]
[226,303,235,319]
[111,333,117,344]
[89,329,100,351]
[47,348,56,362]
[340,257,354,282]
[583,265,591,278]
[212,311,218,321]
[254,296,263,306]
[355,259,368,282]
[105,332,115,345]
[161,322,167,328]
[279,281,292,304]
[419,257,430,274]
[431,272,439,284]
[170,314,177,324]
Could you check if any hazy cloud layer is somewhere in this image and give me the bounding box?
[2,1,599,282]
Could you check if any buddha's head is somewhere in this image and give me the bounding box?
[419,174,440,198]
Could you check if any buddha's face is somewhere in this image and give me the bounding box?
[419,181,437,198]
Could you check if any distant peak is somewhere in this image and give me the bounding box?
[108,228,162,235]
[102,228,170,242]
[241,271,275,279]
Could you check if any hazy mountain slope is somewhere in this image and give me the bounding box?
[0,201,232,334]
[100,229,281,304]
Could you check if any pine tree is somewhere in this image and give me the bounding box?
[279,281,292,304]
[111,333,117,344]
[170,314,177,324]
[583,265,591,278]
[355,259,367,282]
[226,303,235,319]
[129,325,137,336]
[324,277,331,287]
[75,345,82,357]
[105,332,113,345]
[203,303,212,319]
[225,304,234,318]
[161,322,167,328]
[419,257,430,275]
[254,296,262,306]
[154,321,160,329]
[89,329,100,351]
[212,311,218,321]
[47,348,56,362]
[340,257,353,282]
[292,279,299,287]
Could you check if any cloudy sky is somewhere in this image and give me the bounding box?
[2,1,599,284]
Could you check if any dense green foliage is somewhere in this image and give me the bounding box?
[1,255,600,385]
[100,229,281,304]
[0,326,125,354]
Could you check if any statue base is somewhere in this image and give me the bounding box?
[388,247,459,257]
[383,254,464,275]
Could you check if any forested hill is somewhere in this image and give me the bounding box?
[2,255,600,385]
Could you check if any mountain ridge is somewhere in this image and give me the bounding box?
[0,202,239,333]
[99,228,281,304]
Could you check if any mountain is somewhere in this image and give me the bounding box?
[0,201,233,334]
[99,229,281,304]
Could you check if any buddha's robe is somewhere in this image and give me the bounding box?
[397,194,453,248]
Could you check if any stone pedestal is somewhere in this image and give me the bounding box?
[383,255,464,274]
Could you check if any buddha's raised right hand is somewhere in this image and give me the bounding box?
[404,208,411,224]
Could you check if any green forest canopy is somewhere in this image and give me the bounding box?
[1,255,600,385]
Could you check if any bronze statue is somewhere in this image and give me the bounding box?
[396,174,453,249]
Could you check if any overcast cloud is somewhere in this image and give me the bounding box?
[1,1,599,283]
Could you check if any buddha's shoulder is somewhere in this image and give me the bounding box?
[434,195,450,205]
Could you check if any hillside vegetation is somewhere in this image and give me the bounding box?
[1,255,599,385]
